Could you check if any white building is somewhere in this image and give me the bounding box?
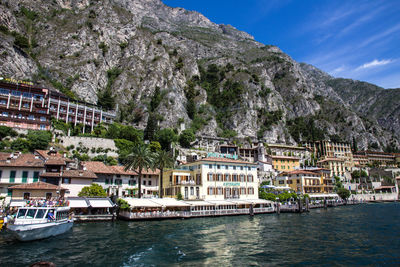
[162,157,259,201]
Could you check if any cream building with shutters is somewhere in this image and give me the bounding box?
[0,152,44,199]
[162,157,259,200]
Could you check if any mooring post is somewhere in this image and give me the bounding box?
[305,197,309,212]
[324,197,327,209]
[298,197,303,213]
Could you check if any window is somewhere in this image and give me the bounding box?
[105,179,109,185]
[10,170,16,183]
[62,178,71,184]
[279,180,285,184]
[17,209,27,218]
[40,117,46,122]
[35,209,46,219]
[22,171,28,183]
[232,174,238,182]
[217,165,220,169]
[240,174,245,182]
[190,187,194,195]
[233,166,236,170]
[46,193,52,200]
[28,115,35,120]
[143,180,146,185]
[26,209,36,219]
[240,166,243,170]
[33,171,39,182]
[148,180,152,186]
[208,173,213,181]
[2,112,8,117]
[209,164,212,169]
[23,192,30,200]
[0,170,2,179]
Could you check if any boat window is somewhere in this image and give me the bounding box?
[17,209,28,218]
[35,209,46,219]
[26,209,36,219]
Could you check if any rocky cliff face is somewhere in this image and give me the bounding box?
[0,0,399,150]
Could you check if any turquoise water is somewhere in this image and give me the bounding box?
[1,203,399,266]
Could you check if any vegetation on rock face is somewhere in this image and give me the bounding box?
[287,116,325,143]
[97,67,121,110]
[0,1,398,149]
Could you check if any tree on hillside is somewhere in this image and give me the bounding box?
[124,144,154,198]
[153,150,175,198]
[0,126,17,140]
[78,183,107,197]
[144,113,158,141]
[156,128,178,151]
[179,129,195,148]
[27,130,52,150]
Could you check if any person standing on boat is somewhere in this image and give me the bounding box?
[47,210,55,221]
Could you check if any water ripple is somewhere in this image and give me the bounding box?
[0,203,399,266]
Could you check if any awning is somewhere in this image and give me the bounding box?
[184,200,215,206]
[9,200,27,207]
[246,199,274,204]
[150,198,191,207]
[227,199,251,205]
[309,193,339,198]
[88,198,114,208]
[68,199,89,208]
[125,198,162,208]
[206,200,236,206]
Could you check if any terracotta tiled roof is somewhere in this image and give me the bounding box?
[61,170,97,179]
[81,161,115,174]
[199,157,257,165]
[35,150,61,159]
[9,181,66,190]
[45,157,67,165]
[0,153,44,168]
[110,165,138,175]
[134,167,160,175]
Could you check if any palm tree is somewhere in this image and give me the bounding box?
[124,144,154,198]
[154,150,175,198]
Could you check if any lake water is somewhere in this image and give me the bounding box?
[1,203,399,266]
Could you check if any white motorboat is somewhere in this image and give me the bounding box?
[7,206,73,241]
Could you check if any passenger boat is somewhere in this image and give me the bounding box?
[7,206,73,241]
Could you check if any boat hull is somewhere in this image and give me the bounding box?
[7,220,73,241]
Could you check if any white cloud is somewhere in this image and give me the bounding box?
[356,59,393,70]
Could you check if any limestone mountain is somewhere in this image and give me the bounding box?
[0,0,398,151]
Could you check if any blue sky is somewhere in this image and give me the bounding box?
[163,0,400,89]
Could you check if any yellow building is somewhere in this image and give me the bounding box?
[317,157,346,179]
[275,169,333,195]
[270,155,300,172]
[162,157,259,201]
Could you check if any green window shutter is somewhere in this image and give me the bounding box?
[7,189,12,196]
[33,171,39,182]
[22,171,28,183]
[105,179,109,185]
[10,170,16,183]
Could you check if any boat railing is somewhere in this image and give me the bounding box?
[21,199,70,208]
